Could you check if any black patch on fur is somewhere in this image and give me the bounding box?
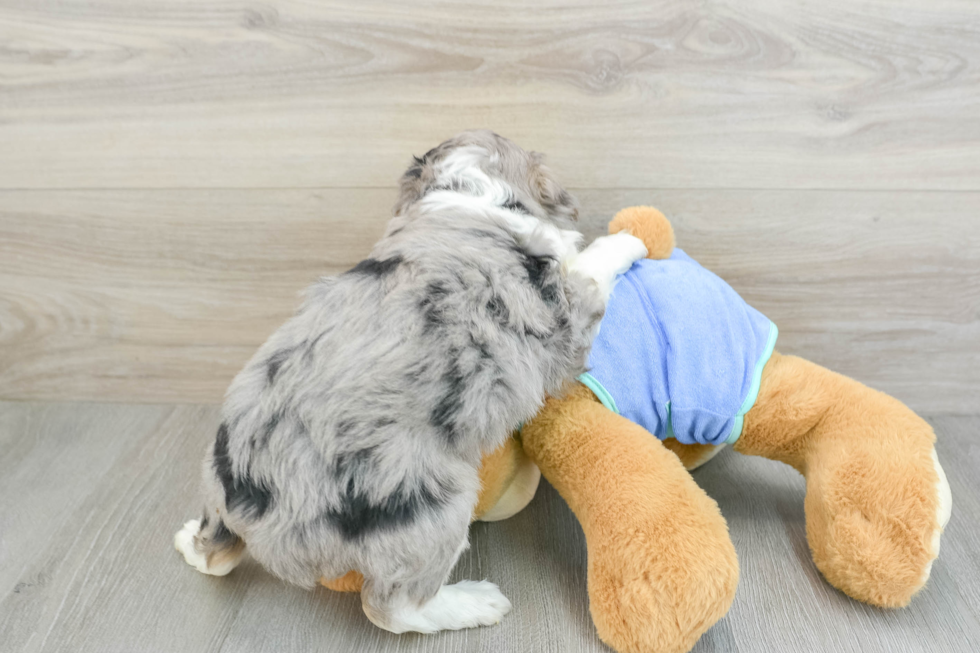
[266,347,297,385]
[521,253,552,289]
[346,256,403,277]
[213,423,274,519]
[253,409,285,450]
[326,479,444,541]
[540,283,562,305]
[405,157,423,179]
[199,515,209,530]
[430,356,467,444]
[211,519,238,546]
[418,281,452,332]
[503,199,530,214]
[519,250,562,307]
[486,295,508,322]
[469,333,493,361]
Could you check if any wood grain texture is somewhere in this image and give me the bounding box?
[1,188,977,411]
[0,401,977,652]
[1,0,978,190]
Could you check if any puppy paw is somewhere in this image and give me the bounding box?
[608,206,676,260]
[372,580,512,634]
[174,519,210,574]
[571,232,648,298]
[435,580,513,629]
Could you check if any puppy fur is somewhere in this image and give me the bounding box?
[175,131,646,633]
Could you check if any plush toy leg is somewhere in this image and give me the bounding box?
[735,352,952,608]
[522,384,738,653]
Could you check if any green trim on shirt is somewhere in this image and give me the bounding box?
[725,321,779,444]
[577,372,619,415]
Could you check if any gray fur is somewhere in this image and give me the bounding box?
[186,130,604,624]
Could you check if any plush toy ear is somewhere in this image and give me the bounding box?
[608,206,675,260]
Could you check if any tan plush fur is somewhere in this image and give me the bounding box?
[321,569,363,593]
[607,206,946,611]
[733,352,942,607]
[609,206,675,260]
[521,385,738,653]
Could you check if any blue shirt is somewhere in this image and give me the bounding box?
[579,249,777,446]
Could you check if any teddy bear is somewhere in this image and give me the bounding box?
[322,207,953,653]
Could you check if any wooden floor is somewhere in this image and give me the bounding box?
[2,1,979,651]
[0,402,977,653]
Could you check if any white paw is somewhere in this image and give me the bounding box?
[920,449,953,585]
[379,580,512,634]
[176,518,244,578]
[570,232,648,299]
[435,580,512,629]
[175,519,211,574]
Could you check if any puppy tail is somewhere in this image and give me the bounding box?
[174,513,246,577]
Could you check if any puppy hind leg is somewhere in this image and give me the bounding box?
[362,579,512,634]
[174,514,245,577]
[360,527,511,633]
[361,580,511,633]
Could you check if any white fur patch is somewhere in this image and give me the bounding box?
[418,146,579,265]
[366,580,512,634]
[919,449,953,586]
[570,231,649,299]
[174,519,241,577]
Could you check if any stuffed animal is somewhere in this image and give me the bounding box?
[322,207,953,653]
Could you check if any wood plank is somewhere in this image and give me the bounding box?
[1,0,978,190]
[1,188,977,411]
[0,401,977,652]
[0,402,261,653]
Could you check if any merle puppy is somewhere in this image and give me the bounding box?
[175,130,647,633]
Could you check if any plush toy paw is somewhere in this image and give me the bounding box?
[587,504,739,653]
[608,206,676,260]
[803,413,952,608]
[521,386,738,653]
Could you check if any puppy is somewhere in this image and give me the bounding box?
[175,130,647,633]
